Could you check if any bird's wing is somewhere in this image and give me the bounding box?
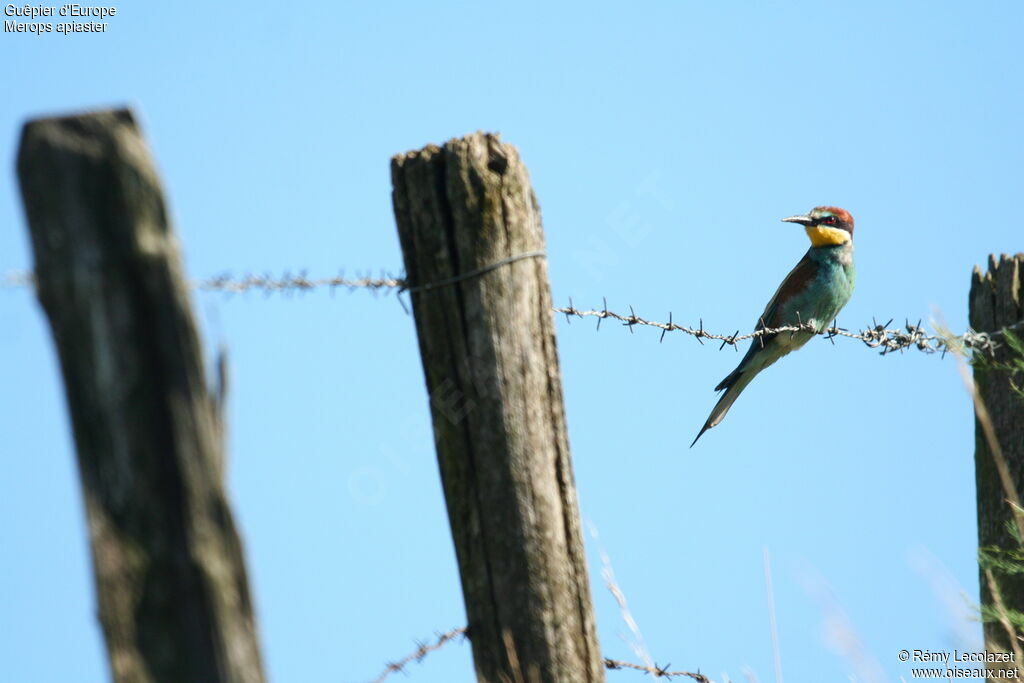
[712,250,818,394]
[757,249,817,334]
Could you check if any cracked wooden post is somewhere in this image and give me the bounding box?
[391,133,604,682]
[969,253,1024,647]
[17,108,265,683]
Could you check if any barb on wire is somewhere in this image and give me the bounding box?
[604,658,711,681]
[368,627,467,683]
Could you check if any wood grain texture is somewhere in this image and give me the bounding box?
[391,132,604,682]
[969,253,1024,645]
[18,108,265,683]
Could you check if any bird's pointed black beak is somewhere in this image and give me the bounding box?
[781,214,814,226]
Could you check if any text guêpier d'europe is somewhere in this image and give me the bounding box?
[4,4,116,34]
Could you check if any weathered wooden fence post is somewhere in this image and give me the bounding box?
[969,253,1024,645]
[18,109,265,683]
[391,133,604,682]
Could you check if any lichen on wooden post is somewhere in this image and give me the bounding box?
[18,108,265,683]
[391,132,604,682]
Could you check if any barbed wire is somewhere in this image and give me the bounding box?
[5,268,1013,356]
[369,627,467,683]
[198,271,405,295]
[552,298,1012,356]
[604,658,710,681]
[2,270,408,295]
[367,625,709,683]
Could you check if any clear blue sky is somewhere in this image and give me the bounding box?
[2,2,1022,681]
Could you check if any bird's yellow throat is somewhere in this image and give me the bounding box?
[805,225,851,247]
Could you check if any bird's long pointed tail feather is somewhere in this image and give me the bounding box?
[690,369,755,447]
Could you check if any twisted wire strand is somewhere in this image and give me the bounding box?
[604,657,711,681]
[368,627,467,683]
[198,271,405,295]
[365,625,710,683]
[4,268,1011,355]
[552,299,1011,356]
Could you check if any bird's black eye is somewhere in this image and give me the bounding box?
[821,216,837,225]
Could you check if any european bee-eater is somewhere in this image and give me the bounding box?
[691,206,856,447]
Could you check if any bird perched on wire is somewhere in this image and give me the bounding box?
[691,206,856,446]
